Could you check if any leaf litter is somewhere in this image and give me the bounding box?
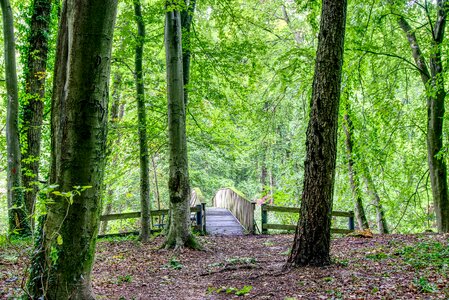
[1,233,448,299]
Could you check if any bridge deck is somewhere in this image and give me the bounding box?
[206,207,245,235]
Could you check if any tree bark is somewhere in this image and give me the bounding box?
[181,0,196,106]
[26,1,118,298]
[1,0,32,236]
[362,165,389,233]
[21,0,53,227]
[134,0,151,243]
[152,155,161,211]
[342,106,369,230]
[285,0,347,268]
[164,1,195,249]
[101,72,123,235]
[99,201,112,235]
[397,1,449,232]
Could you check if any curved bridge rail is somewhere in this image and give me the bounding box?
[213,188,255,234]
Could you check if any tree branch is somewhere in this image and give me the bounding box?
[433,0,447,43]
[397,16,431,83]
[347,48,425,75]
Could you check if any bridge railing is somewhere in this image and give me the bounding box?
[261,204,355,234]
[213,188,255,234]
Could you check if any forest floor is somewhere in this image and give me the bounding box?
[1,233,449,299]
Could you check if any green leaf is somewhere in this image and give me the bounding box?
[57,234,63,245]
[235,285,253,296]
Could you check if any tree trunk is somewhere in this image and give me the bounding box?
[134,0,151,243]
[26,1,118,298]
[21,0,53,228]
[285,0,347,268]
[100,202,112,235]
[362,166,389,233]
[152,155,161,211]
[397,2,449,232]
[1,0,32,236]
[261,163,268,194]
[101,72,123,235]
[342,106,369,230]
[181,0,196,106]
[164,1,195,249]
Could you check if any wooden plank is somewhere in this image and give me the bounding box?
[100,207,202,222]
[206,208,244,236]
[262,223,353,234]
[97,229,163,239]
[262,223,296,231]
[100,212,141,221]
[332,211,354,218]
[264,205,300,213]
[263,205,353,218]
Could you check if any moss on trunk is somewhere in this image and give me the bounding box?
[26,0,118,298]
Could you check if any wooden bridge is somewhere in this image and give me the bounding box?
[99,187,354,237]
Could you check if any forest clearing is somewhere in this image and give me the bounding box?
[2,234,449,299]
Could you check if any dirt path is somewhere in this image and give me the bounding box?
[1,234,448,299]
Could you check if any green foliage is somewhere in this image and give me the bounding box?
[413,277,438,293]
[398,241,449,271]
[166,257,183,270]
[0,0,446,237]
[117,274,133,284]
[365,252,388,260]
[97,234,138,243]
[207,285,253,297]
[235,285,253,296]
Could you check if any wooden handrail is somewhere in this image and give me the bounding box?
[213,188,255,234]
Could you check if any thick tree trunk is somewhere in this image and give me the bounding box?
[134,0,151,243]
[164,2,195,249]
[21,0,53,227]
[26,1,118,299]
[342,108,369,230]
[1,0,32,236]
[398,3,449,232]
[285,0,347,268]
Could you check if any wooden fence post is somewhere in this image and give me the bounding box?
[201,202,206,234]
[195,204,202,232]
[261,203,268,234]
[251,201,256,234]
[348,211,355,230]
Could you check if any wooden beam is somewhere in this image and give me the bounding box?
[100,212,141,221]
[100,207,201,222]
[332,211,354,218]
[261,223,353,234]
[264,205,299,213]
[263,205,353,217]
[262,223,296,230]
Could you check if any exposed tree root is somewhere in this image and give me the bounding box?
[162,234,203,251]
